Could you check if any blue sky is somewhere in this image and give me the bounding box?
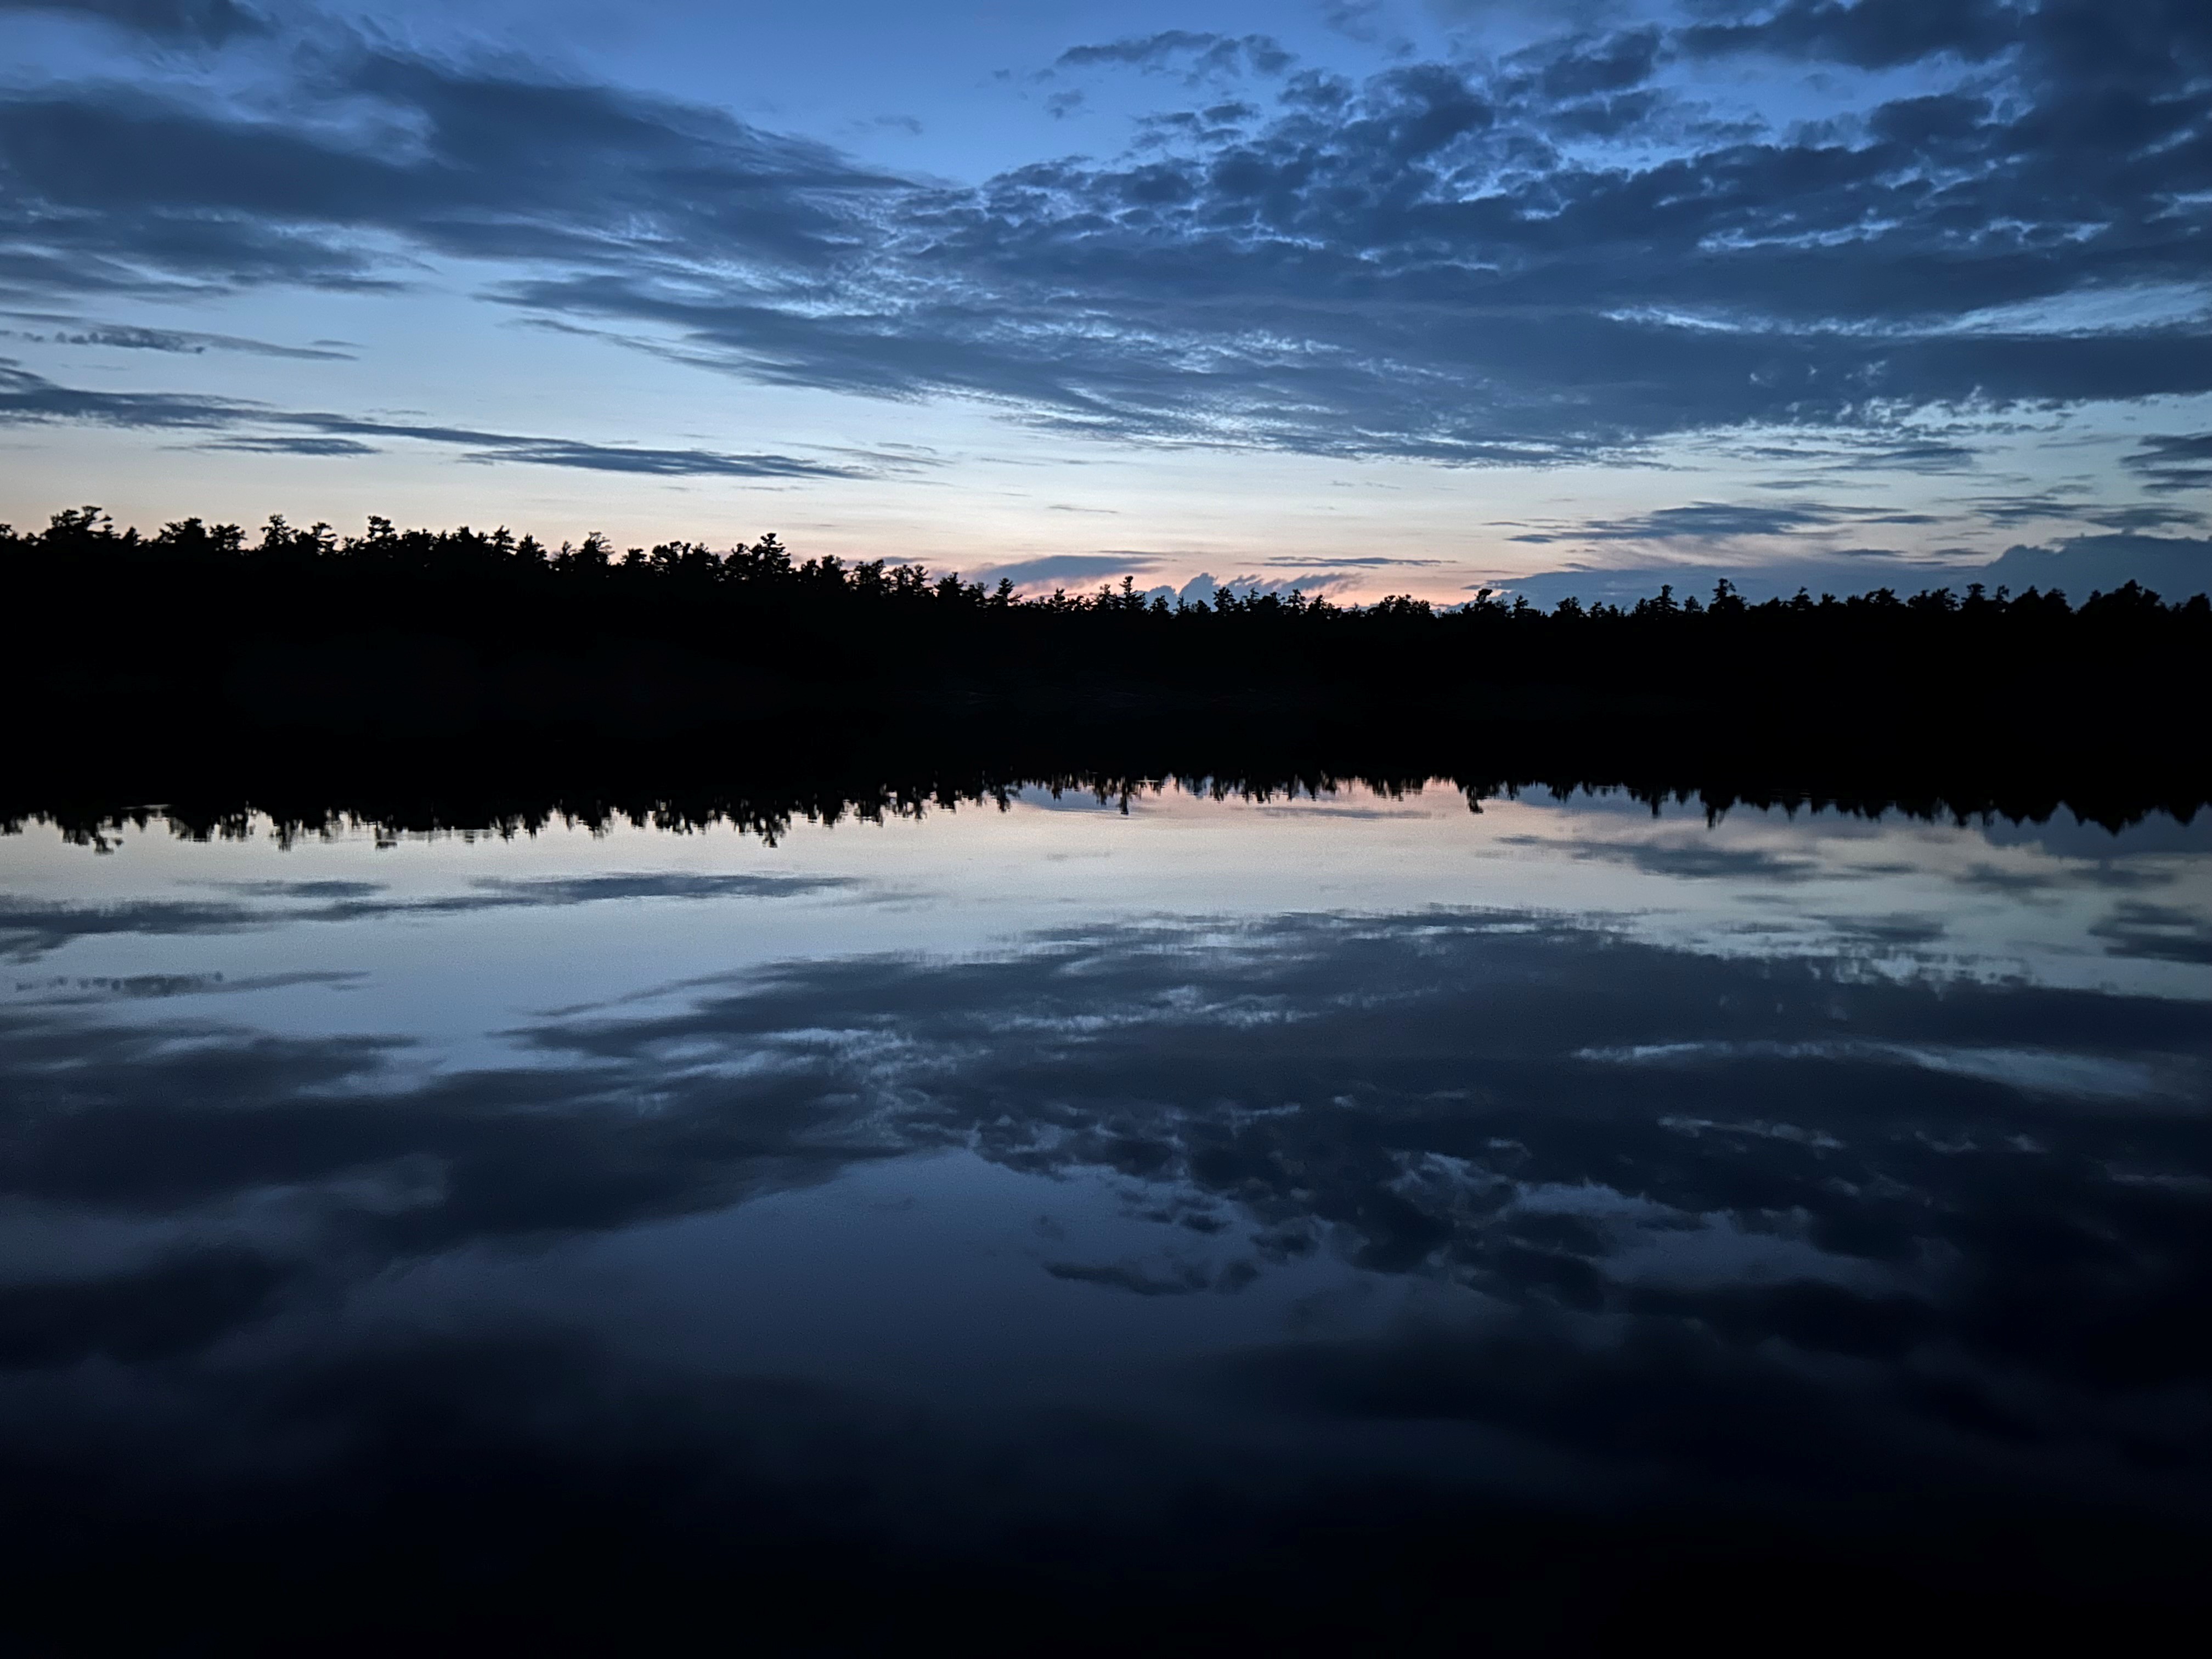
[2,0,2208,600]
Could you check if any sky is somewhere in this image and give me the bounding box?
[1,0,2209,602]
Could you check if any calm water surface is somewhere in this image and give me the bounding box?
[3,782,2208,1638]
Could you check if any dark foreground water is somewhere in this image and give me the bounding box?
[3,781,2208,1651]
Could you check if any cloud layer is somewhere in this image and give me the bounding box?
[0,362,877,478]
[1,905,2205,1509]
[2,2,2207,478]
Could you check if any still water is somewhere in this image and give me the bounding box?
[3,781,2208,1641]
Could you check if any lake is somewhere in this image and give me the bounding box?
[3,778,2208,1648]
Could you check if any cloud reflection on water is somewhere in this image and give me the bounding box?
[0,905,2203,1531]
[0,870,860,958]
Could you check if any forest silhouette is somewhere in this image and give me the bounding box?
[11,505,2209,826]
[16,506,2208,692]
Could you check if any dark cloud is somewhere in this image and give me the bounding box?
[1148,570,1357,606]
[1504,833,1826,882]
[442,436,857,478]
[0,896,2203,1604]
[1055,32,1295,81]
[1237,571,1376,595]
[1810,911,1950,947]
[0,360,246,430]
[0,870,856,958]
[1509,499,1939,544]
[1496,528,2212,606]
[1676,0,2025,68]
[2093,900,2212,964]
[515,911,2210,1334]
[0,315,351,359]
[200,433,377,456]
[957,552,1160,587]
[1980,534,2212,599]
[1043,1259,1221,1295]
[2,7,2209,471]
[1319,0,1397,47]
[0,893,265,956]
[1488,561,1897,606]
[0,1246,289,1368]
[2092,504,2208,532]
[0,361,877,479]
[1259,555,1443,568]
[2128,434,2212,495]
[0,45,893,298]
[0,1003,859,1252]
[1938,488,2205,534]
[10,968,364,1002]
[1510,25,1664,99]
[11,906,2208,1341]
[0,0,265,46]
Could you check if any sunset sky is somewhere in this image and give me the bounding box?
[3,0,2208,602]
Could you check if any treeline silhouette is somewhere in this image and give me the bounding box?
[8,723,2206,857]
[13,505,2208,703]
[9,506,2207,812]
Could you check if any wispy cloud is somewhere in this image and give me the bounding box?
[963,552,1161,588]
[1259,555,1442,568]
[0,871,862,960]
[1053,32,1295,81]
[0,362,887,479]
[2128,435,2212,496]
[1508,499,1942,546]
[0,313,352,359]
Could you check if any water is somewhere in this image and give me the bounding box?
[3,781,2208,1645]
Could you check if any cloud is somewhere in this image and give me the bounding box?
[1526,836,1826,882]
[1487,558,1910,606]
[1214,570,1367,596]
[1509,24,1664,99]
[1496,531,2212,607]
[1259,555,1442,568]
[0,314,352,359]
[0,1245,289,1367]
[0,896,2205,1585]
[39,899,2196,1412]
[200,434,377,456]
[1979,534,2212,600]
[2091,504,2208,532]
[0,871,857,958]
[2092,900,2212,964]
[1159,571,1357,606]
[12,968,364,1003]
[1042,1259,1221,1295]
[1675,0,2029,70]
[0,44,897,297]
[1018,562,1375,605]
[442,437,855,478]
[126,901,2177,1340]
[962,552,1161,588]
[509,8,2211,463]
[1054,32,1295,81]
[0,362,879,480]
[1319,1,1396,47]
[1936,487,2206,533]
[1508,499,1939,545]
[2128,435,2212,495]
[0,0,266,46]
[3,5,2210,475]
